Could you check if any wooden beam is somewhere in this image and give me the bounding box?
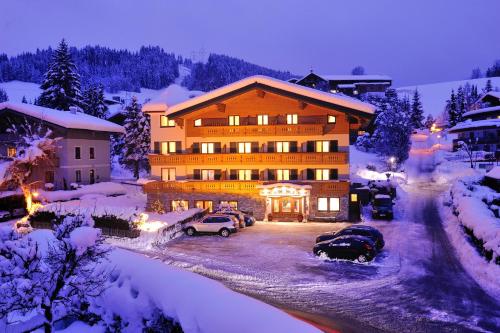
[256,89,266,98]
[298,100,308,110]
[216,103,226,113]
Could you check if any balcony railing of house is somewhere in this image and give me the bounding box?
[187,123,331,137]
[149,151,348,166]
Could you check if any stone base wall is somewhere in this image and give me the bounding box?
[308,195,349,222]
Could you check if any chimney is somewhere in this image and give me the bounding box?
[69,106,78,114]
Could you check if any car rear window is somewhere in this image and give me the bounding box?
[214,217,230,223]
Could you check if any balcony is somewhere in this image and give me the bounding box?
[187,123,329,137]
[149,152,348,166]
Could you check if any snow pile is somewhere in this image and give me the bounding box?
[95,249,320,333]
[69,226,101,255]
[142,84,204,112]
[349,146,406,183]
[38,182,127,202]
[485,166,500,180]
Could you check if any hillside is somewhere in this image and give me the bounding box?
[397,77,500,119]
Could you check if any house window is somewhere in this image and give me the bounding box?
[286,114,298,125]
[277,169,290,181]
[257,114,268,125]
[238,142,251,153]
[220,200,238,210]
[201,169,215,180]
[75,147,81,160]
[201,143,215,154]
[171,200,189,211]
[161,141,178,155]
[7,147,16,158]
[45,171,55,183]
[328,115,336,124]
[161,168,176,181]
[160,115,175,127]
[229,115,240,126]
[276,141,290,153]
[238,169,252,181]
[89,169,95,184]
[351,193,358,202]
[75,170,82,183]
[89,147,95,160]
[318,197,340,212]
[316,141,330,153]
[194,119,202,127]
[315,169,330,180]
[195,200,214,212]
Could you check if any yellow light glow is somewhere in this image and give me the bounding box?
[138,220,164,233]
[32,191,39,198]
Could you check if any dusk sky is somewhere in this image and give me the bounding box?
[1,0,499,86]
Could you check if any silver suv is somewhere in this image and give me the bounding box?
[185,214,238,237]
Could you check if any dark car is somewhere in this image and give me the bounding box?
[213,209,256,227]
[313,235,377,262]
[315,225,385,250]
[243,214,256,226]
[372,194,394,220]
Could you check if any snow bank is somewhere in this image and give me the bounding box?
[38,182,127,202]
[486,166,500,180]
[97,249,320,333]
[70,227,101,255]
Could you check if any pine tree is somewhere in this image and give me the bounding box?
[456,86,466,123]
[424,114,435,129]
[82,83,108,118]
[38,39,82,110]
[21,95,28,103]
[470,68,482,79]
[446,90,459,126]
[410,89,424,129]
[0,88,8,102]
[121,96,150,179]
[484,79,493,93]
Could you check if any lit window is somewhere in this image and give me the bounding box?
[315,141,330,153]
[315,169,330,180]
[160,115,175,127]
[195,200,213,212]
[286,114,298,124]
[238,142,251,153]
[318,198,328,211]
[328,115,336,124]
[257,114,268,125]
[276,141,290,153]
[172,200,189,211]
[318,197,340,211]
[201,169,215,180]
[201,143,214,154]
[7,147,16,158]
[330,198,340,211]
[161,168,176,181]
[161,141,178,154]
[220,200,238,210]
[277,169,290,181]
[238,169,252,180]
[194,119,202,127]
[353,90,359,95]
[229,115,240,126]
[351,193,358,202]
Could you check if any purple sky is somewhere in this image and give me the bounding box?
[1,0,499,86]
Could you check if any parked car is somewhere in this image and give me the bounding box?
[313,235,377,262]
[184,214,238,237]
[372,194,394,220]
[212,209,254,227]
[243,214,256,226]
[0,210,12,222]
[315,225,385,250]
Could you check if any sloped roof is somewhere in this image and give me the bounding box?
[448,118,500,133]
[0,102,124,133]
[167,75,376,118]
[463,105,500,118]
[296,73,391,83]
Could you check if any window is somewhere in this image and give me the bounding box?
[277,169,290,181]
[316,169,330,180]
[328,115,336,124]
[195,200,214,212]
[220,200,238,210]
[75,170,82,183]
[201,169,215,180]
[161,168,176,181]
[171,200,189,211]
[238,169,252,180]
[161,141,178,155]
[194,119,202,127]
[74,147,81,160]
[318,197,340,212]
[229,115,240,126]
[160,115,175,127]
[276,141,290,153]
[7,147,16,158]
[89,147,95,160]
[201,143,215,154]
[316,141,330,153]
[286,114,298,124]
[351,193,358,202]
[238,142,251,153]
[257,114,268,125]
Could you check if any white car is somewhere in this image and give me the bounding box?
[185,214,238,237]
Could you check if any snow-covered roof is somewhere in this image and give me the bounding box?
[320,74,392,81]
[485,166,500,180]
[142,84,204,113]
[0,102,124,133]
[463,105,500,118]
[337,84,356,89]
[448,118,500,132]
[478,91,500,102]
[374,194,391,199]
[167,75,376,116]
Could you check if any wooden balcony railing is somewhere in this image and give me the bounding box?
[187,123,328,137]
[149,152,348,166]
[143,180,350,195]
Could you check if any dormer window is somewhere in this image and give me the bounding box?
[160,115,175,127]
[328,115,336,124]
[194,119,202,127]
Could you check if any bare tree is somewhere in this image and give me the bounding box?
[457,139,477,169]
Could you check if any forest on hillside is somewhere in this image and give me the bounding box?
[0,45,293,93]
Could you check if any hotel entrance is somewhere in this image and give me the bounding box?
[258,183,311,222]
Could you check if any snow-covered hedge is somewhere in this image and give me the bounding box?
[38,182,126,202]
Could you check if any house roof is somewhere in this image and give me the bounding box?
[166,75,376,118]
[479,91,500,101]
[448,118,500,133]
[142,84,204,113]
[296,73,392,83]
[463,105,500,118]
[486,166,500,180]
[0,102,125,133]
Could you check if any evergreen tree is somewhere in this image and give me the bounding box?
[446,90,459,126]
[21,95,28,103]
[121,96,150,179]
[38,39,82,110]
[410,89,424,129]
[424,114,435,129]
[456,86,466,123]
[0,87,8,102]
[351,66,365,75]
[484,79,493,93]
[82,83,108,118]
[470,68,482,79]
